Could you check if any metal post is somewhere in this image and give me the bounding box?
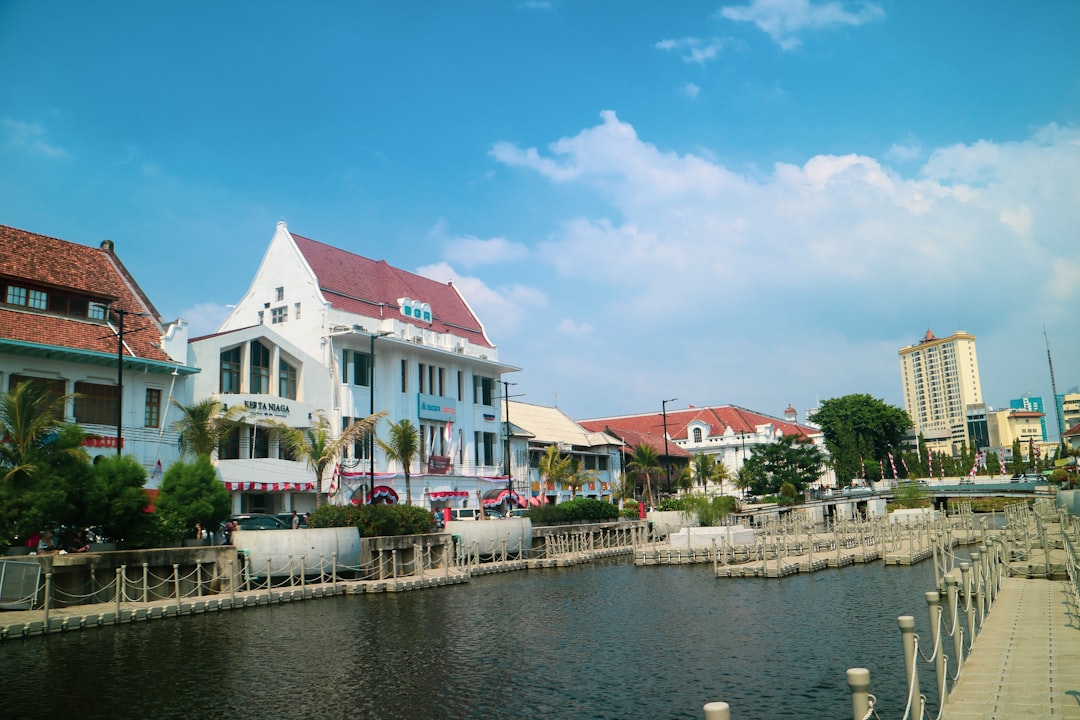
[846,668,871,720]
[898,616,922,720]
[661,398,676,497]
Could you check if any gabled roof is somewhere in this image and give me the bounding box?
[595,426,693,459]
[291,233,493,348]
[0,224,173,366]
[504,401,621,450]
[579,404,819,444]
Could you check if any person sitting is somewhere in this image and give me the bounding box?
[67,530,91,553]
[37,530,58,554]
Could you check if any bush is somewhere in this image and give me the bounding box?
[620,499,640,519]
[307,503,435,537]
[524,498,619,525]
[657,495,737,526]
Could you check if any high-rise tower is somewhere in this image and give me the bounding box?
[898,329,983,453]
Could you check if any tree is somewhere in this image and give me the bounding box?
[564,456,599,499]
[375,417,419,506]
[811,394,912,485]
[156,455,232,539]
[626,444,662,506]
[171,398,245,459]
[538,444,571,497]
[690,454,733,495]
[740,435,825,497]
[278,410,385,507]
[86,455,157,547]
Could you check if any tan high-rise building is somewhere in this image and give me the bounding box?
[898,329,983,453]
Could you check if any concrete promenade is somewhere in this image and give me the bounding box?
[939,576,1080,719]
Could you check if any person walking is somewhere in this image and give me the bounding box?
[290,510,300,529]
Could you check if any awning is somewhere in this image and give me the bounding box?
[352,485,399,505]
[481,488,525,508]
[226,481,315,492]
[429,490,469,500]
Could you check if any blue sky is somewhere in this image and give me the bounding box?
[2,1,1079,432]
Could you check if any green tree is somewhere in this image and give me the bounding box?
[740,435,825,497]
[564,456,599,499]
[171,398,245,459]
[626,444,663,506]
[156,455,232,539]
[374,417,418,505]
[811,394,912,486]
[538,444,571,496]
[86,455,156,547]
[278,410,385,507]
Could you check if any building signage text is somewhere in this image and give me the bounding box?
[418,394,457,421]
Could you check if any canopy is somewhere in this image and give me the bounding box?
[351,485,399,505]
[481,488,525,508]
[429,490,469,501]
[225,481,315,492]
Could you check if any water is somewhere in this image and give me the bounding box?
[0,558,938,720]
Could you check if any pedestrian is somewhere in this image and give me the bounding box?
[194,521,203,540]
[290,510,300,529]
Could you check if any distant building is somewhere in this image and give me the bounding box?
[898,329,983,454]
[579,404,827,493]
[1009,395,1047,441]
[988,408,1045,454]
[965,403,990,451]
[191,221,518,513]
[1061,391,1080,436]
[0,224,196,488]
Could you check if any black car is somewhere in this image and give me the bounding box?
[275,512,308,529]
[226,513,290,531]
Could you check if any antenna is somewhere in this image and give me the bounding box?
[1045,325,1065,440]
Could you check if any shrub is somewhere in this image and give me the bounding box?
[620,499,640,519]
[307,503,435,537]
[524,498,619,525]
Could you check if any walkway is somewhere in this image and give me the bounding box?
[941,577,1080,720]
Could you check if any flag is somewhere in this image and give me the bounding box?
[444,420,452,444]
[888,452,898,479]
[999,453,1007,475]
[927,446,933,476]
[900,455,909,476]
[151,458,162,479]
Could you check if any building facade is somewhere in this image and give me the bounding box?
[579,403,828,493]
[898,329,983,454]
[197,222,518,511]
[0,224,196,487]
[1009,395,1047,441]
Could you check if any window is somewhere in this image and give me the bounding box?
[249,426,269,459]
[400,359,407,393]
[475,431,496,466]
[279,360,297,399]
[257,310,264,324]
[89,303,107,320]
[294,302,301,319]
[9,375,66,418]
[418,363,426,393]
[457,371,463,401]
[144,388,161,428]
[271,306,287,324]
[74,382,118,425]
[219,432,240,460]
[6,286,26,305]
[275,287,284,302]
[352,352,371,387]
[343,417,371,461]
[220,347,241,393]
[28,289,47,310]
[474,376,494,406]
[250,341,270,394]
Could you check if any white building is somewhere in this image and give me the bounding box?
[0,224,196,489]
[192,221,518,513]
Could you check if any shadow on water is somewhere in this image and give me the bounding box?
[0,557,937,720]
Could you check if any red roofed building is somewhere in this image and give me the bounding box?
[191,222,518,512]
[0,224,196,484]
[580,403,829,494]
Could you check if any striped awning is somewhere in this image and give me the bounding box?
[225,482,315,492]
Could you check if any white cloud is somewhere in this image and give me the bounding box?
[443,234,529,268]
[719,0,885,50]
[682,83,701,99]
[884,138,923,163]
[655,37,723,65]
[1,118,68,158]
[556,318,594,337]
[415,262,547,340]
[490,112,1080,417]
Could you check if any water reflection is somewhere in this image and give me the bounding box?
[0,558,938,720]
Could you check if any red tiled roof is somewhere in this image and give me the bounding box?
[580,405,819,445]
[0,224,170,362]
[291,233,493,348]
[593,426,693,458]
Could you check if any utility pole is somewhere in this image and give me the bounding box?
[1045,326,1065,440]
[661,398,676,496]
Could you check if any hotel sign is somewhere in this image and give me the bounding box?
[418,394,457,421]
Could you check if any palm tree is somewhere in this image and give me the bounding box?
[0,380,81,486]
[376,418,419,506]
[690,454,715,494]
[564,456,599,499]
[538,444,571,499]
[626,443,662,507]
[171,398,246,459]
[274,410,385,508]
[712,459,732,496]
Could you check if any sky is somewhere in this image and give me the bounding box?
[2,1,1079,434]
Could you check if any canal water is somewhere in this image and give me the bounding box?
[1,558,939,720]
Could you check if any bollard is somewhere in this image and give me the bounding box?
[300,555,306,590]
[392,549,398,580]
[959,561,974,645]
[142,562,149,604]
[43,572,52,627]
[898,616,923,720]
[173,564,182,615]
[229,557,237,605]
[116,568,123,615]
[925,591,947,709]
[846,667,871,720]
[332,552,338,591]
[266,558,273,594]
[197,560,203,596]
[289,555,295,588]
[702,701,730,720]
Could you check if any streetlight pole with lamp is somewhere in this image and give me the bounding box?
[109,307,148,457]
[368,330,393,504]
[502,381,519,505]
[661,398,676,497]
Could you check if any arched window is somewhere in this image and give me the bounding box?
[692,427,703,443]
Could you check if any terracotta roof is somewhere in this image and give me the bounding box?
[579,404,819,445]
[586,425,693,459]
[291,233,493,348]
[1064,423,1080,438]
[0,224,170,362]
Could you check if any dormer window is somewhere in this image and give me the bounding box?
[693,427,703,443]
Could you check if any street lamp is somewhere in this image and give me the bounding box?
[110,307,148,457]
[661,398,676,496]
[368,330,392,503]
[502,381,518,503]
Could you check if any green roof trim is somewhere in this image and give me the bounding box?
[0,338,199,375]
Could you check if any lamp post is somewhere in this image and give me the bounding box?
[502,381,518,503]
[368,330,392,503]
[661,398,676,496]
[110,307,147,457]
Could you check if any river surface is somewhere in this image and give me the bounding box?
[1,558,940,720]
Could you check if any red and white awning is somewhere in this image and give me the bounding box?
[225,482,315,492]
[429,490,469,500]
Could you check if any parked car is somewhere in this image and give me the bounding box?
[275,512,308,529]
[227,513,290,531]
